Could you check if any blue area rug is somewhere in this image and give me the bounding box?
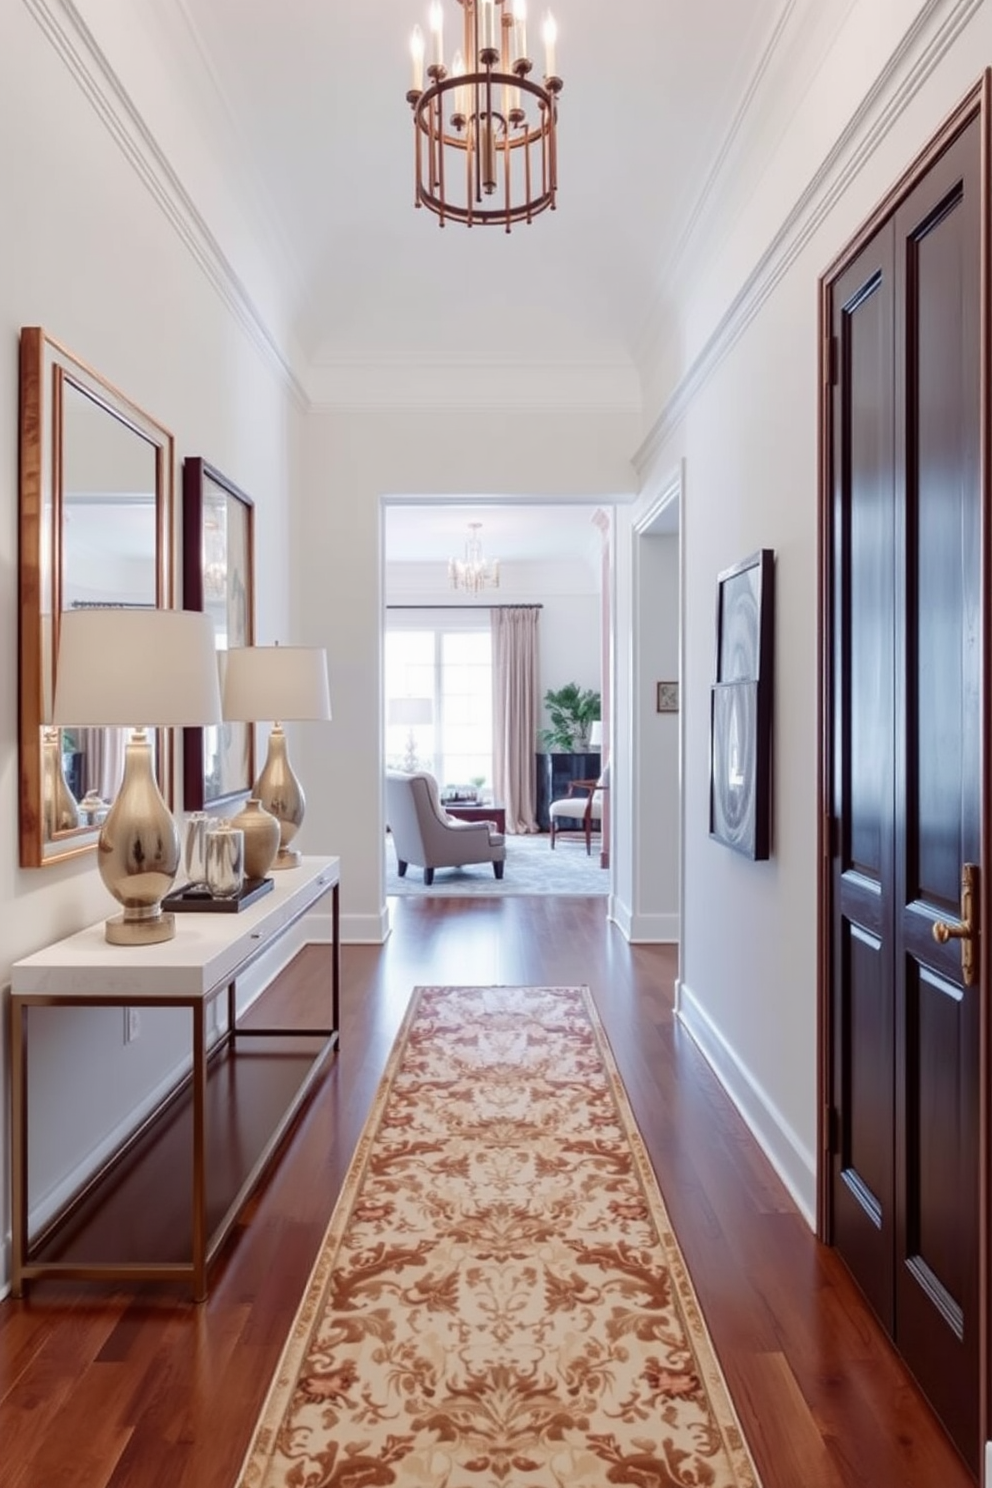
[385,829,609,896]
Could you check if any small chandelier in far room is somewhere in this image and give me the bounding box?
[449,522,500,593]
[407,0,562,231]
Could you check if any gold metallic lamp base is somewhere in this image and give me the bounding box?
[97,730,180,945]
[254,724,306,870]
[105,909,177,946]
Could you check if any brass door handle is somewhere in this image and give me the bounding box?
[932,863,978,987]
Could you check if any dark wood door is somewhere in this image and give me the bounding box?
[829,114,981,1471]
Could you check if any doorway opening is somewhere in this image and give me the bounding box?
[381,498,613,899]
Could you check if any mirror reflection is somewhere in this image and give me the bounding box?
[53,383,159,832]
[19,327,174,867]
[200,474,252,803]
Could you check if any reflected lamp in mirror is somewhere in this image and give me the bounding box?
[52,609,222,945]
[222,646,332,869]
[588,721,603,751]
[387,695,433,772]
[19,326,174,868]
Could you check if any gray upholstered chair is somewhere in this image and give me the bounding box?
[386,770,506,885]
[548,764,609,855]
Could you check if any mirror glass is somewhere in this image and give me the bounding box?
[19,328,174,866]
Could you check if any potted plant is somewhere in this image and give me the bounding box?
[538,684,601,752]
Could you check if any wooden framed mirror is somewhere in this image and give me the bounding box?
[18,327,175,867]
[182,458,256,812]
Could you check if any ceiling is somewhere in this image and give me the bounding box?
[174,0,782,373]
[385,501,607,565]
[98,1,790,564]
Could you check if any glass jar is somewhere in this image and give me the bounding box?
[205,822,245,899]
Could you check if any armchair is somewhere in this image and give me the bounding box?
[386,770,506,885]
[548,765,609,855]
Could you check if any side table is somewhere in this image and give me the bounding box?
[443,802,507,833]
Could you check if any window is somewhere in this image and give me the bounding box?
[385,614,493,792]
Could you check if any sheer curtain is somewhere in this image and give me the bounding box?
[491,606,540,834]
[78,726,127,802]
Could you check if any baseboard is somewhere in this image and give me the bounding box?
[607,894,633,939]
[343,909,390,944]
[676,979,817,1228]
[303,907,389,945]
[628,911,680,944]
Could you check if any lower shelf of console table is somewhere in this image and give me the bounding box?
[10,855,340,1301]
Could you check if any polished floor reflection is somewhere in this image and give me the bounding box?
[0,896,974,1488]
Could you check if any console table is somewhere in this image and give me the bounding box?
[10,855,339,1301]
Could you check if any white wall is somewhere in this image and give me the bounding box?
[0,5,299,1291]
[629,0,992,1224]
[295,408,639,941]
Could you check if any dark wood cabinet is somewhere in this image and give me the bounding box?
[535,752,601,830]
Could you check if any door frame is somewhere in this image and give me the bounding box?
[816,73,992,1464]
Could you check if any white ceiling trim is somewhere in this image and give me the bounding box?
[633,0,806,379]
[26,0,309,408]
[634,0,981,478]
[166,0,308,306]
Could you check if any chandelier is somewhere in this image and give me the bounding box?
[449,522,500,592]
[407,0,562,231]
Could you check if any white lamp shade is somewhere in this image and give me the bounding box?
[388,696,433,726]
[588,720,603,748]
[223,646,332,723]
[51,609,223,727]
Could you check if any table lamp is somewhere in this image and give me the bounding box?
[387,695,433,772]
[222,645,332,869]
[588,720,603,750]
[52,608,223,945]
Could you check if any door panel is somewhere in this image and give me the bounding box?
[845,923,888,1220]
[893,123,980,1465]
[830,112,981,1474]
[831,232,896,1332]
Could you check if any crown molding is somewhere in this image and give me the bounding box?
[632,0,808,377]
[166,0,308,307]
[633,0,983,477]
[24,0,309,410]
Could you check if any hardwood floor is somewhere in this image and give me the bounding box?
[0,895,976,1487]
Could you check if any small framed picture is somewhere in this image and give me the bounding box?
[656,681,679,713]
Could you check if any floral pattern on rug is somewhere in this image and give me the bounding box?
[239,985,761,1488]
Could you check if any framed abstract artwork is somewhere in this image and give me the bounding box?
[182,458,255,810]
[709,548,774,859]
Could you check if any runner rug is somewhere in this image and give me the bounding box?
[237,985,761,1488]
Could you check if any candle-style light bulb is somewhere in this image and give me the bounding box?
[513,0,527,62]
[480,0,495,53]
[542,10,557,77]
[410,23,425,90]
[429,1,444,66]
[452,47,468,118]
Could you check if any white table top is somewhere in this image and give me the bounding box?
[11,856,339,1002]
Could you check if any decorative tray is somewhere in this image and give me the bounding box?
[162,877,275,913]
